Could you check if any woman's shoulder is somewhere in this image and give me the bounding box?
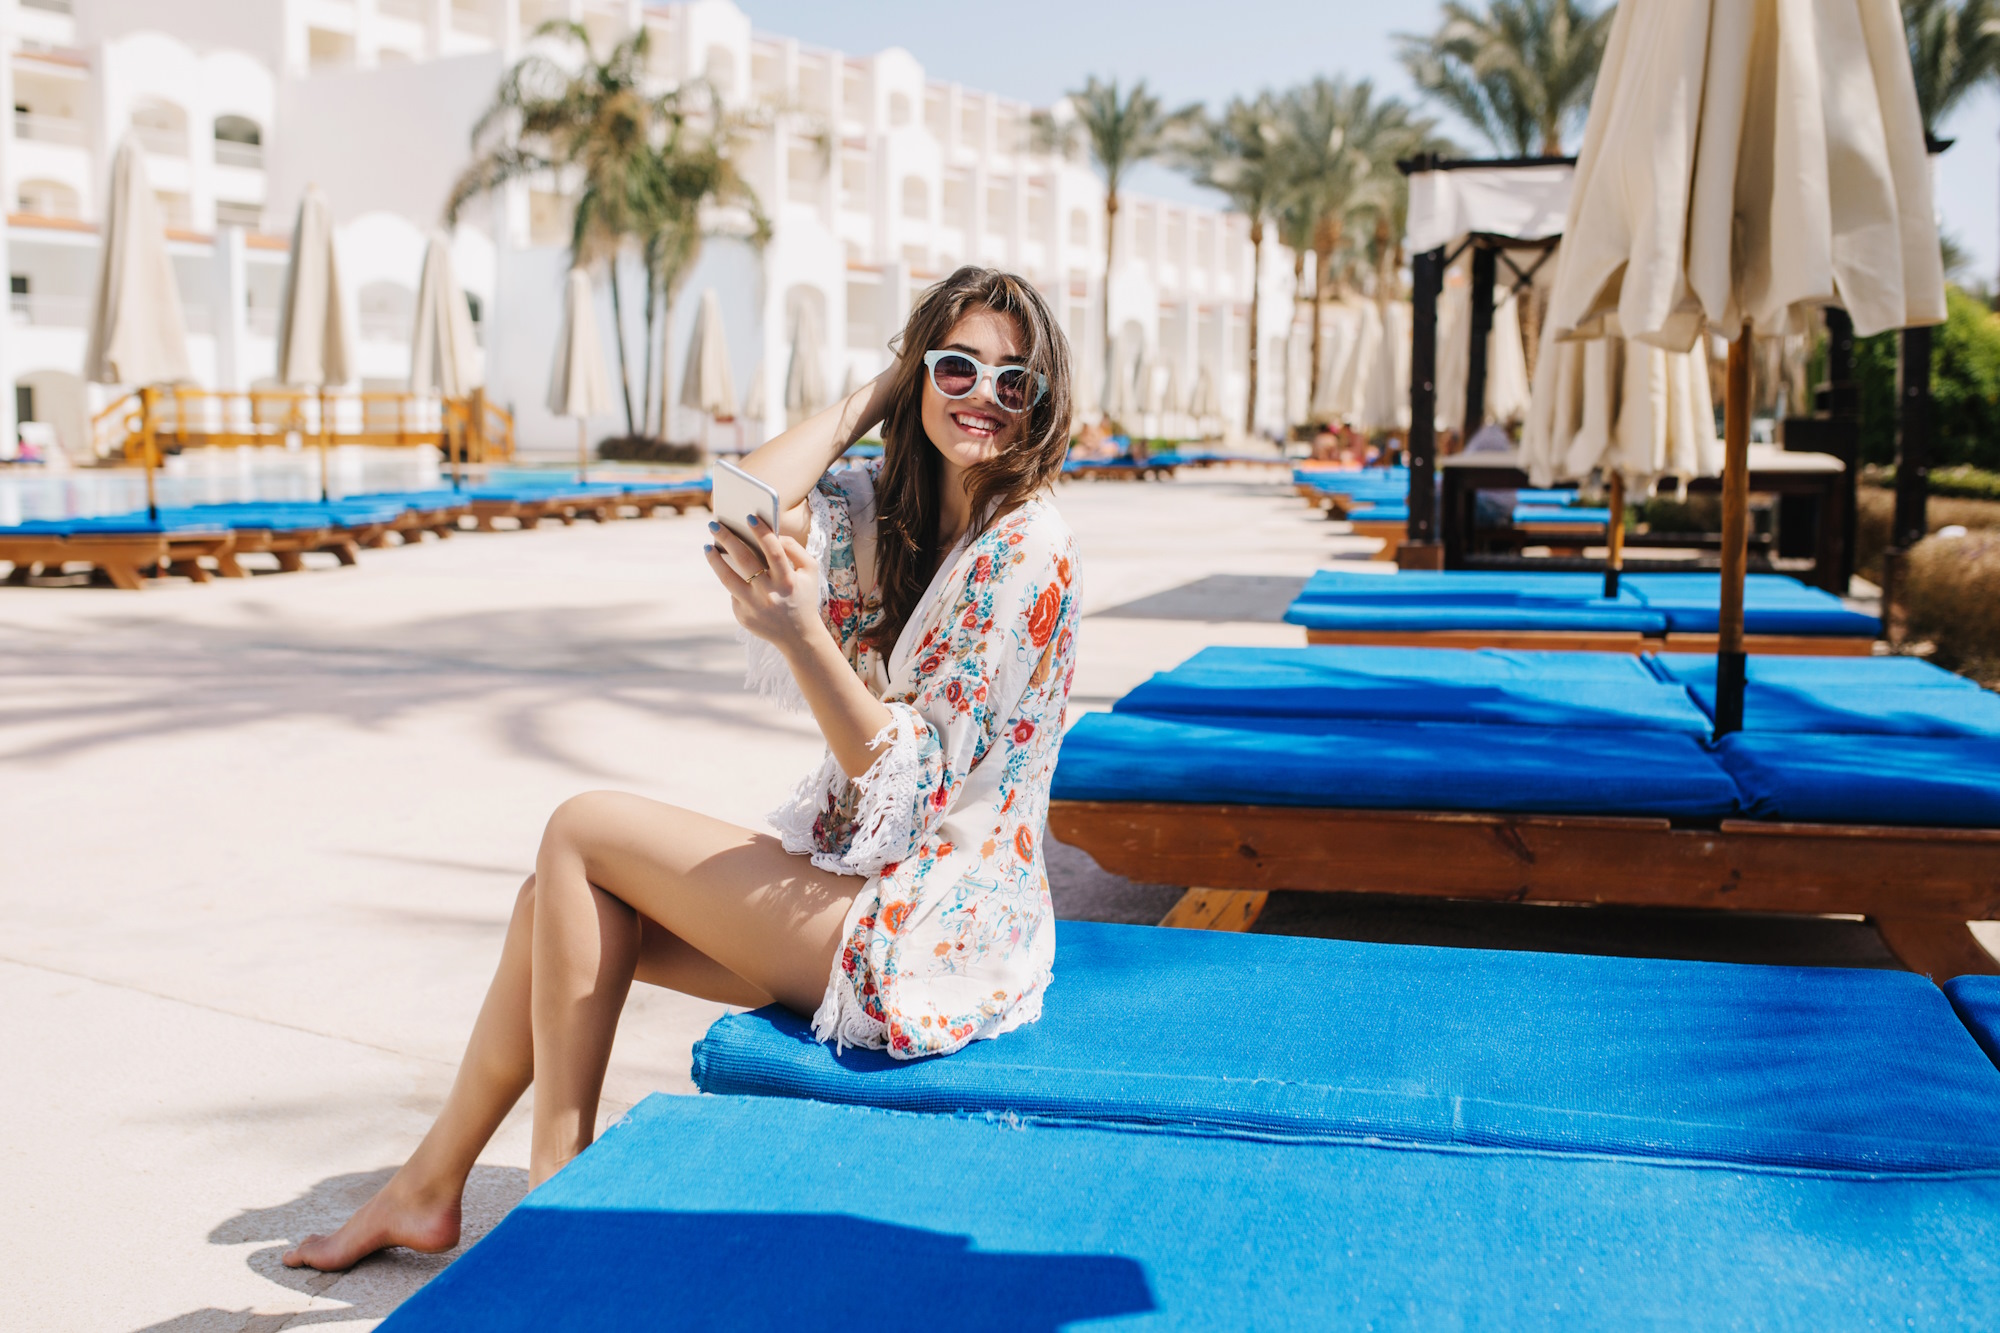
[982,494,1075,565]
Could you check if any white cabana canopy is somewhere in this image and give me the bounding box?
[1405,161,1576,255]
[409,229,481,399]
[84,136,192,388]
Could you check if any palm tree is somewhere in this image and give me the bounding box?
[1904,0,2000,136]
[1033,78,1200,415]
[449,22,763,442]
[1280,78,1432,404]
[1182,94,1290,435]
[1395,0,1611,157]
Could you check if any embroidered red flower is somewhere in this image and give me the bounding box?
[1056,556,1072,587]
[1012,719,1035,744]
[882,900,912,933]
[1027,584,1061,647]
[974,554,993,583]
[945,679,965,708]
[1014,825,1035,860]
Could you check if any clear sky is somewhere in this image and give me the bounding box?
[737,0,2000,290]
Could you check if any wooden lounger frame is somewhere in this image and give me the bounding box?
[1050,799,2000,982]
[0,532,237,589]
[1301,627,1877,656]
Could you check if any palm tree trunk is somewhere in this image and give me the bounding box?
[607,258,638,436]
[1309,240,1332,411]
[1244,218,1263,438]
[1101,189,1119,418]
[641,275,659,440]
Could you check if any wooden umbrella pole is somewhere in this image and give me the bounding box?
[1602,471,1626,599]
[140,385,160,522]
[317,387,331,502]
[1714,323,1753,738]
[577,417,588,483]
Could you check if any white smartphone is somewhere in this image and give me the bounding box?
[710,458,782,579]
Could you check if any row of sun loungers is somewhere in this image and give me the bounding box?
[1287,569,1881,653]
[0,478,711,588]
[388,917,2000,1325]
[1051,644,2000,979]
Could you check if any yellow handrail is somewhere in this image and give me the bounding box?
[92,386,511,462]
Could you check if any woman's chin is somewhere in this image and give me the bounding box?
[938,434,1005,468]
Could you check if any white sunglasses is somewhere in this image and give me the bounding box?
[922,350,1048,413]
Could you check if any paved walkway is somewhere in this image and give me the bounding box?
[2,471,1953,1329]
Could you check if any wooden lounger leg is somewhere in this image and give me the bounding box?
[1872,915,2000,982]
[1160,888,1270,932]
[327,540,360,567]
[99,558,148,591]
[275,550,304,573]
[165,557,212,583]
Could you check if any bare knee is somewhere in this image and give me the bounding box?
[540,790,627,856]
[514,873,536,913]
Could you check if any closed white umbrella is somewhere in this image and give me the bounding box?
[1546,0,1943,733]
[681,288,737,454]
[409,229,481,399]
[1188,366,1219,438]
[549,266,615,480]
[1309,302,1361,424]
[275,184,355,500]
[784,303,828,427]
[1331,298,1382,426]
[742,359,767,424]
[1360,301,1412,434]
[83,136,193,519]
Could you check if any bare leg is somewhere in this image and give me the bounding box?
[285,796,860,1270]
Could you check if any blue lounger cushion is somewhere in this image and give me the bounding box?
[1115,646,1710,734]
[1622,573,1881,636]
[1650,652,1981,691]
[694,922,2000,1174]
[1295,569,1646,606]
[382,1093,2000,1332]
[1946,975,2000,1069]
[1284,602,1668,633]
[1512,504,1609,525]
[1052,712,1739,818]
[1716,732,2000,827]
[1688,682,2000,737]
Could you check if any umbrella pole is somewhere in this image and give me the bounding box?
[1603,472,1626,599]
[317,388,330,503]
[577,417,588,483]
[140,385,160,523]
[1714,324,1753,739]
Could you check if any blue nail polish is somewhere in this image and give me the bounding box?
[707,520,719,532]
[746,513,760,527]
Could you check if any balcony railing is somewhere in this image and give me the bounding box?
[132,123,186,156]
[14,111,86,146]
[21,0,74,13]
[213,140,263,169]
[9,292,91,327]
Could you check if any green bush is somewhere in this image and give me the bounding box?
[1853,286,2000,470]
[1869,462,2000,501]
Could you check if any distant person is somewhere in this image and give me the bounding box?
[286,267,1083,1271]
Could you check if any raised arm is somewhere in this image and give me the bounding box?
[737,366,900,545]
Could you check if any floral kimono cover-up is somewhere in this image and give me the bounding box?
[746,459,1080,1059]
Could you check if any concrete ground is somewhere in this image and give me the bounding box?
[0,471,1960,1330]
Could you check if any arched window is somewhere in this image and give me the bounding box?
[901,176,928,221]
[214,115,262,168]
[16,179,81,220]
[129,96,188,156]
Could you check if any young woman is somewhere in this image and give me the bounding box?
[285,266,1081,1272]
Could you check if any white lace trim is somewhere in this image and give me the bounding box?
[809,923,887,1052]
[765,705,928,879]
[738,485,839,714]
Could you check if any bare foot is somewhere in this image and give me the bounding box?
[282,1177,462,1272]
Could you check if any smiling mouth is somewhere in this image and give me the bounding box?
[950,410,1003,439]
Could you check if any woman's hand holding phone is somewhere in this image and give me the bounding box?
[706,515,827,658]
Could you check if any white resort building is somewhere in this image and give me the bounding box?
[0,0,1295,463]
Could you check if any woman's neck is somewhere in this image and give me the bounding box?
[936,459,974,548]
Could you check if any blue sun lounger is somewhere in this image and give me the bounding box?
[1050,643,2000,977]
[1286,569,1879,652]
[387,922,2000,1329]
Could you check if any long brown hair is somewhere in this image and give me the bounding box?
[863,267,1073,654]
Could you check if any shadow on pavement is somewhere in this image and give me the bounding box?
[1089,574,1306,624]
